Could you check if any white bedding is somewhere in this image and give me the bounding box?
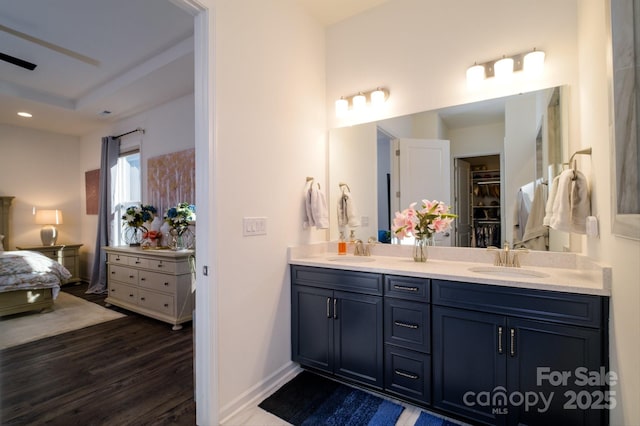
[0,250,70,298]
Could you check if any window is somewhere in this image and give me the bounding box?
[111,150,141,246]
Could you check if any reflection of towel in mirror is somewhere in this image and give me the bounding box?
[337,189,360,227]
[543,174,561,227]
[513,189,531,242]
[518,182,549,250]
[548,169,590,234]
[303,182,329,229]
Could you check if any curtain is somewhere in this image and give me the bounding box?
[86,136,120,294]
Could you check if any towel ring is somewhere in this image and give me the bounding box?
[306,177,320,189]
[339,182,351,192]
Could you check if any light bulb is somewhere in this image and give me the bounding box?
[371,88,386,107]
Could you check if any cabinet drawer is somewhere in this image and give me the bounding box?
[138,289,174,315]
[384,345,431,405]
[109,281,138,304]
[147,258,177,273]
[108,253,129,265]
[109,265,138,285]
[432,279,605,328]
[128,255,150,268]
[291,265,383,296]
[384,298,430,353]
[385,276,430,302]
[138,270,177,293]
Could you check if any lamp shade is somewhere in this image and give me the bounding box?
[524,49,545,76]
[335,97,348,117]
[352,93,366,110]
[35,209,63,225]
[494,56,514,80]
[370,88,386,107]
[466,64,485,87]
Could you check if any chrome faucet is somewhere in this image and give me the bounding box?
[353,239,365,256]
[364,237,377,256]
[487,242,529,267]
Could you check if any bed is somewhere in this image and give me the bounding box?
[0,196,71,317]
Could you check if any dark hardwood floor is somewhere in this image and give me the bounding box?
[0,283,196,425]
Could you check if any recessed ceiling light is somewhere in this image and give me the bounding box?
[17,112,33,118]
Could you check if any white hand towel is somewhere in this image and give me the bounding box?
[549,169,574,233]
[338,190,360,227]
[543,175,560,226]
[303,182,314,229]
[519,182,549,250]
[570,170,590,234]
[310,185,329,229]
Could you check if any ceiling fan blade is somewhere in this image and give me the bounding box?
[0,24,100,67]
[0,51,37,70]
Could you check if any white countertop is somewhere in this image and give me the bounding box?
[288,243,611,296]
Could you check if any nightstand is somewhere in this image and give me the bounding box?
[16,243,83,284]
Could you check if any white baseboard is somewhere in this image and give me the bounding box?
[219,361,302,423]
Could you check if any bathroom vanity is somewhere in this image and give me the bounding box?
[289,244,610,426]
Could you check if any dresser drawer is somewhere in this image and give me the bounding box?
[147,258,177,273]
[109,281,138,304]
[108,253,129,265]
[138,270,177,293]
[384,345,431,405]
[109,264,138,285]
[385,275,430,302]
[384,298,430,353]
[128,255,150,268]
[138,289,174,315]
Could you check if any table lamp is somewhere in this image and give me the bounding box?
[35,209,63,246]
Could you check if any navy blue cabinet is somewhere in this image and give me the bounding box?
[291,266,384,389]
[432,280,608,426]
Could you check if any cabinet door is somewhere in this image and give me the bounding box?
[334,290,383,389]
[291,285,334,374]
[506,318,605,426]
[433,306,507,426]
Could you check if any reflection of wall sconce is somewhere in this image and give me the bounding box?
[35,209,63,246]
[467,48,545,87]
[335,87,389,117]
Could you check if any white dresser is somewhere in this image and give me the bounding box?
[104,246,194,330]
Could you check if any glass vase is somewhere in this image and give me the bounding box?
[124,226,145,247]
[413,235,434,262]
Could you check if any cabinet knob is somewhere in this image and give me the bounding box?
[129,275,134,279]
[164,303,169,308]
[141,277,146,281]
[164,282,169,286]
[111,271,115,275]
[141,297,145,301]
[129,294,134,297]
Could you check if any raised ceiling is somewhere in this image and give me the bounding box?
[0,0,389,137]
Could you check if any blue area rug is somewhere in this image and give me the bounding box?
[259,371,404,425]
[413,410,464,426]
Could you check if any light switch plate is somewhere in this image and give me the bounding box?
[243,217,267,236]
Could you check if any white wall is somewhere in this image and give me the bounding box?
[79,93,195,279]
[212,0,326,419]
[0,125,82,249]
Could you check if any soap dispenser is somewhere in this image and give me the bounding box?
[338,232,347,255]
[349,230,356,242]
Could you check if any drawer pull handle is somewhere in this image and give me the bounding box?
[129,294,134,297]
[157,264,163,268]
[111,271,115,274]
[164,282,169,286]
[394,321,419,329]
[141,297,145,301]
[498,326,503,354]
[333,298,337,320]
[393,285,419,292]
[164,303,169,308]
[326,298,331,318]
[141,277,146,281]
[135,261,140,264]
[129,275,135,279]
[395,369,419,380]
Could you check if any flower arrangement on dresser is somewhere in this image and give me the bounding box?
[392,199,457,262]
[163,202,196,250]
[122,204,157,246]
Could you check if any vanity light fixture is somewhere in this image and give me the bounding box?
[467,48,545,86]
[335,87,390,117]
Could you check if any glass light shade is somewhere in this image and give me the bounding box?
[466,64,485,87]
[370,89,386,107]
[494,57,514,80]
[524,49,545,76]
[335,97,348,117]
[35,209,63,225]
[352,93,366,110]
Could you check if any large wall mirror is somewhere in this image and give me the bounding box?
[329,86,576,252]
[610,0,640,239]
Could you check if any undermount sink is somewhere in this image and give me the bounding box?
[326,256,376,263]
[468,266,549,279]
